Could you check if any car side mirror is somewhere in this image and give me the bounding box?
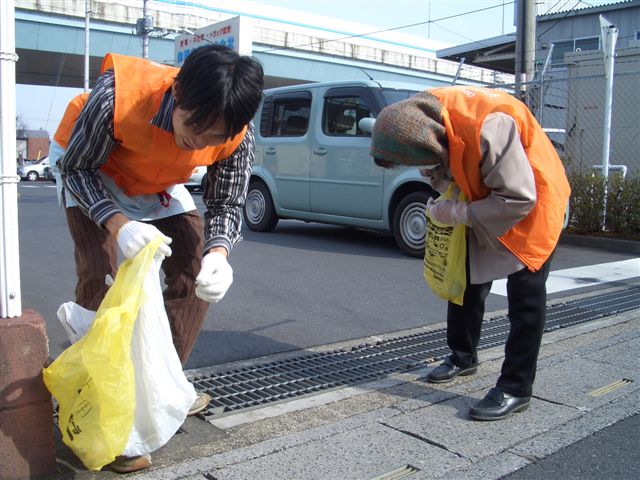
[358,117,375,134]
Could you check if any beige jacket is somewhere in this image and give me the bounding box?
[434,112,537,284]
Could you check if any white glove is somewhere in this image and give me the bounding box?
[116,221,172,259]
[426,198,470,226]
[195,252,233,303]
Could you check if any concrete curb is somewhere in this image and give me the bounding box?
[560,232,640,254]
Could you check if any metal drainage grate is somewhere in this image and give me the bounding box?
[193,286,640,420]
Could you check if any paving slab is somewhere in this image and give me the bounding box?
[210,422,467,480]
[510,389,640,459]
[535,315,639,366]
[431,451,530,480]
[135,407,400,479]
[383,394,580,462]
[534,357,639,410]
[388,387,457,414]
[583,334,640,369]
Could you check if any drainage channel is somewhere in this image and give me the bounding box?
[193,286,640,421]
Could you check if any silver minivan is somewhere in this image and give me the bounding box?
[243,79,437,257]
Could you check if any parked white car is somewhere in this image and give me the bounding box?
[17,157,52,181]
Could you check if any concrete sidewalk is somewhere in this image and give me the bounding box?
[50,287,640,480]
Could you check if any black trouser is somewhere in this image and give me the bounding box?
[446,250,554,398]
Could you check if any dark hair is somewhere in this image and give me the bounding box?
[174,44,264,138]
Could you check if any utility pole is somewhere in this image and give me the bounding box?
[136,0,153,58]
[515,0,536,101]
[427,0,431,39]
[84,0,90,92]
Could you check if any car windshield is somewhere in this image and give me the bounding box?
[380,89,421,106]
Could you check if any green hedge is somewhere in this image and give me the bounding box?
[566,172,640,238]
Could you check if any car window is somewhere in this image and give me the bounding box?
[380,89,420,106]
[260,92,312,137]
[323,95,373,137]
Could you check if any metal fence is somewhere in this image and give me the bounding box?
[488,66,640,178]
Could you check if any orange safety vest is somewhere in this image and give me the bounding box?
[54,53,247,196]
[430,86,571,272]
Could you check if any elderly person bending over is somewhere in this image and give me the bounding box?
[371,86,570,421]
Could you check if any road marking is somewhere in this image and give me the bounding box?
[20,184,56,188]
[490,258,640,296]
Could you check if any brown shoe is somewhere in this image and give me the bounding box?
[109,454,152,473]
[188,391,211,416]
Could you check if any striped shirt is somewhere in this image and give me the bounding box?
[58,69,255,254]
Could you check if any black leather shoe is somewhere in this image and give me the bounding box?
[426,357,478,383]
[469,387,530,421]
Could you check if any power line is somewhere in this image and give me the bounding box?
[535,0,633,40]
[261,1,516,54]
[537,0,584,39]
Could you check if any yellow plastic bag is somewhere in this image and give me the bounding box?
[423,184,467,306]
[43,238,163,470]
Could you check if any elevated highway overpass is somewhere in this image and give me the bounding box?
[15,0,512,91]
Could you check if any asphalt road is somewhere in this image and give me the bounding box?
[502,413,640,480]
[15,182,638,371]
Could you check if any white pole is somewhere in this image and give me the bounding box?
[600,15,618,182]
[539,43,555,128]
[84,0,90,92]
[599,15,618,231]
[0,0,22,318]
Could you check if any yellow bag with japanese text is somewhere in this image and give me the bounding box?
[423,184,467,306]
[42,238,163,470]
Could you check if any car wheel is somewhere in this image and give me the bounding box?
[243,181,278,232]
[392,191,432,258]
[27,171,39,182]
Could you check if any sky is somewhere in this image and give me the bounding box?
[16,0,619,134]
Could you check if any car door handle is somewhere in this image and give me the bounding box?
[265,147,276,155]
[313,147,327,156]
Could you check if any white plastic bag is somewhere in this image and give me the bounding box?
[123,255,196,456]
[57,302,94,344]
[57,254,196,457]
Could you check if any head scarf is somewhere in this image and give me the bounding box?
[370,90,450,180]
